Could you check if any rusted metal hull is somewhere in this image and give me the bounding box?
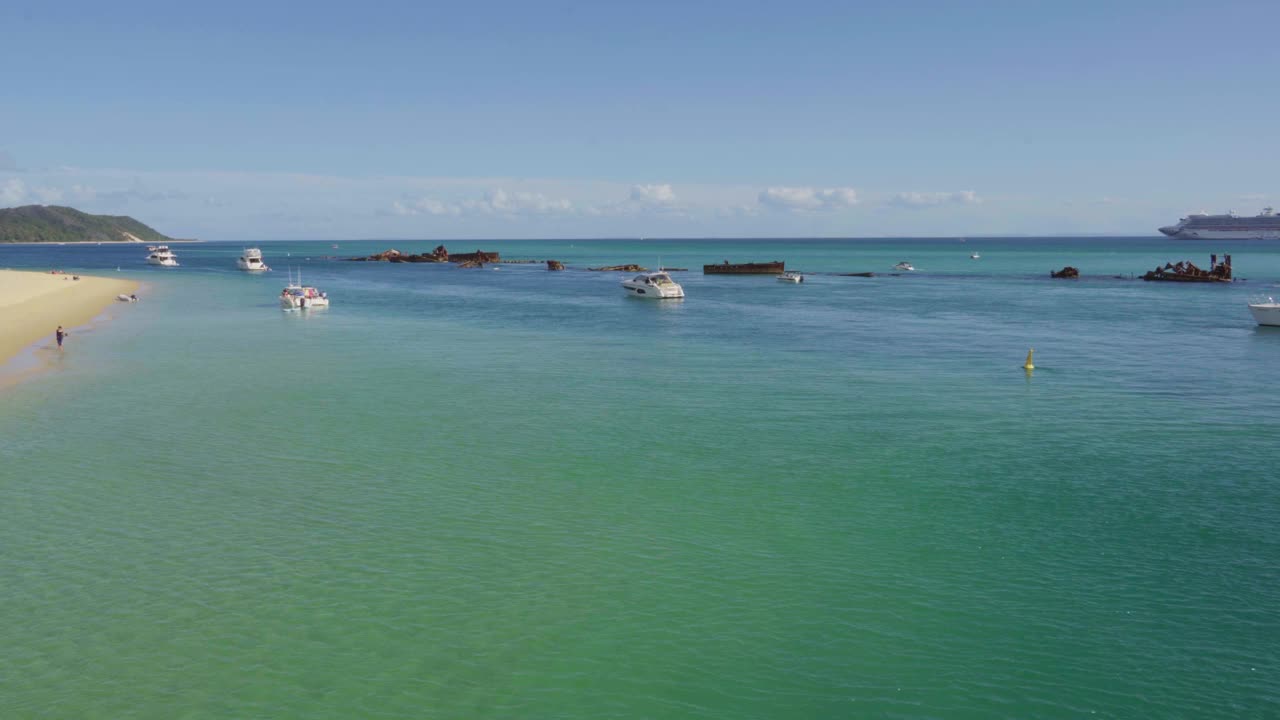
[451,251,500,263]
[1141,254,1232,283]
[703,261,785,274]
[1141,274,1232,283]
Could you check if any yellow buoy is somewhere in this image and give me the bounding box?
[1023,348,1035,370]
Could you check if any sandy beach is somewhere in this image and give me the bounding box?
[0,269,140,365]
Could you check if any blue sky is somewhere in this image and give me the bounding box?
[2,0,1278,239]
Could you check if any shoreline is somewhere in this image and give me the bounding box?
[0,270,141,380]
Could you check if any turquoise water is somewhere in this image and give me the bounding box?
[2,238,1279,718]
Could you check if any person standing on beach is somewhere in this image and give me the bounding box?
[55,326,66,349]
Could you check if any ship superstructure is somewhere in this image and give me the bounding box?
[1159,208,1280,239]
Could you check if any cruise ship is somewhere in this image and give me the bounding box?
[1159,208,1280,239]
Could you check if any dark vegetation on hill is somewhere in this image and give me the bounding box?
[0,205,179,243]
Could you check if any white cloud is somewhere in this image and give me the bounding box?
[628,183,677,207]
[889,190,981,208]
[718,203,760,218]
[758,186,858,212]
[18,181,184,206]
[0,179,66,206]
[0,165,1079,238]
[485,188,573,214]
[392,188,574,217]
[34,186,65,203]
[392,198,460,216]
[1,178,28,206]
[579,184,683,217]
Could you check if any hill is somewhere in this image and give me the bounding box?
[0,205,181,244]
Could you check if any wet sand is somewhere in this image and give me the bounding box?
[0,269,140,367]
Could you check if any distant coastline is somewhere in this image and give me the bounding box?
[0,239,202,246]
[0,205,189,244]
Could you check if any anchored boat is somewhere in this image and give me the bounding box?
[280,269,330,310]
[236,248,271,272]
[1249,297,1280,326]
[621,271,685,299]
[146,245,179,267]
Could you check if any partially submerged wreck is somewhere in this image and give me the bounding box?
[1142,254,1232,283]
[703,260,785,274]
[346,246,500,265]
[450,250,500,264]
[348,245,450,263]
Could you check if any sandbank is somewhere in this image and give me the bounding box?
[0,269,140,367]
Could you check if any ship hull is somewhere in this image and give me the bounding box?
[1163,228,1280,240]
[1249,304,1280,327]
[703,261,785,274]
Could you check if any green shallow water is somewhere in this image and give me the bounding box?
[2,238,1279,718]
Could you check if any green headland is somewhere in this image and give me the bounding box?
[0,205,180,244]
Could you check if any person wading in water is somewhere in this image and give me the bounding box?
[55,325,67,349]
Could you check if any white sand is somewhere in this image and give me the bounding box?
[0,269,140,365]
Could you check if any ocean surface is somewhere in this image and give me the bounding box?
[2,237,1278,719]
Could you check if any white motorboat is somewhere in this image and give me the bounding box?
[621,271,684,299]
[236,247,271,272]
[146,245,179,267]
[1248,297,1280,326]
[777,271,804,283]
[894,261,915,271]
[970,253,981,260]
[280,269,329,310]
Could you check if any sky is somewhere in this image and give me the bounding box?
[2,0,1279,240]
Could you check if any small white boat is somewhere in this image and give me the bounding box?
[621,271,684,299]
[116,293,138,303]
[146,245,179,267]
[777,271,804,283]
[970,253,981,260]
[894,261,915,271]
[236,247,271,272]
[1248,297,1280,326]
[280,269,329,310]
